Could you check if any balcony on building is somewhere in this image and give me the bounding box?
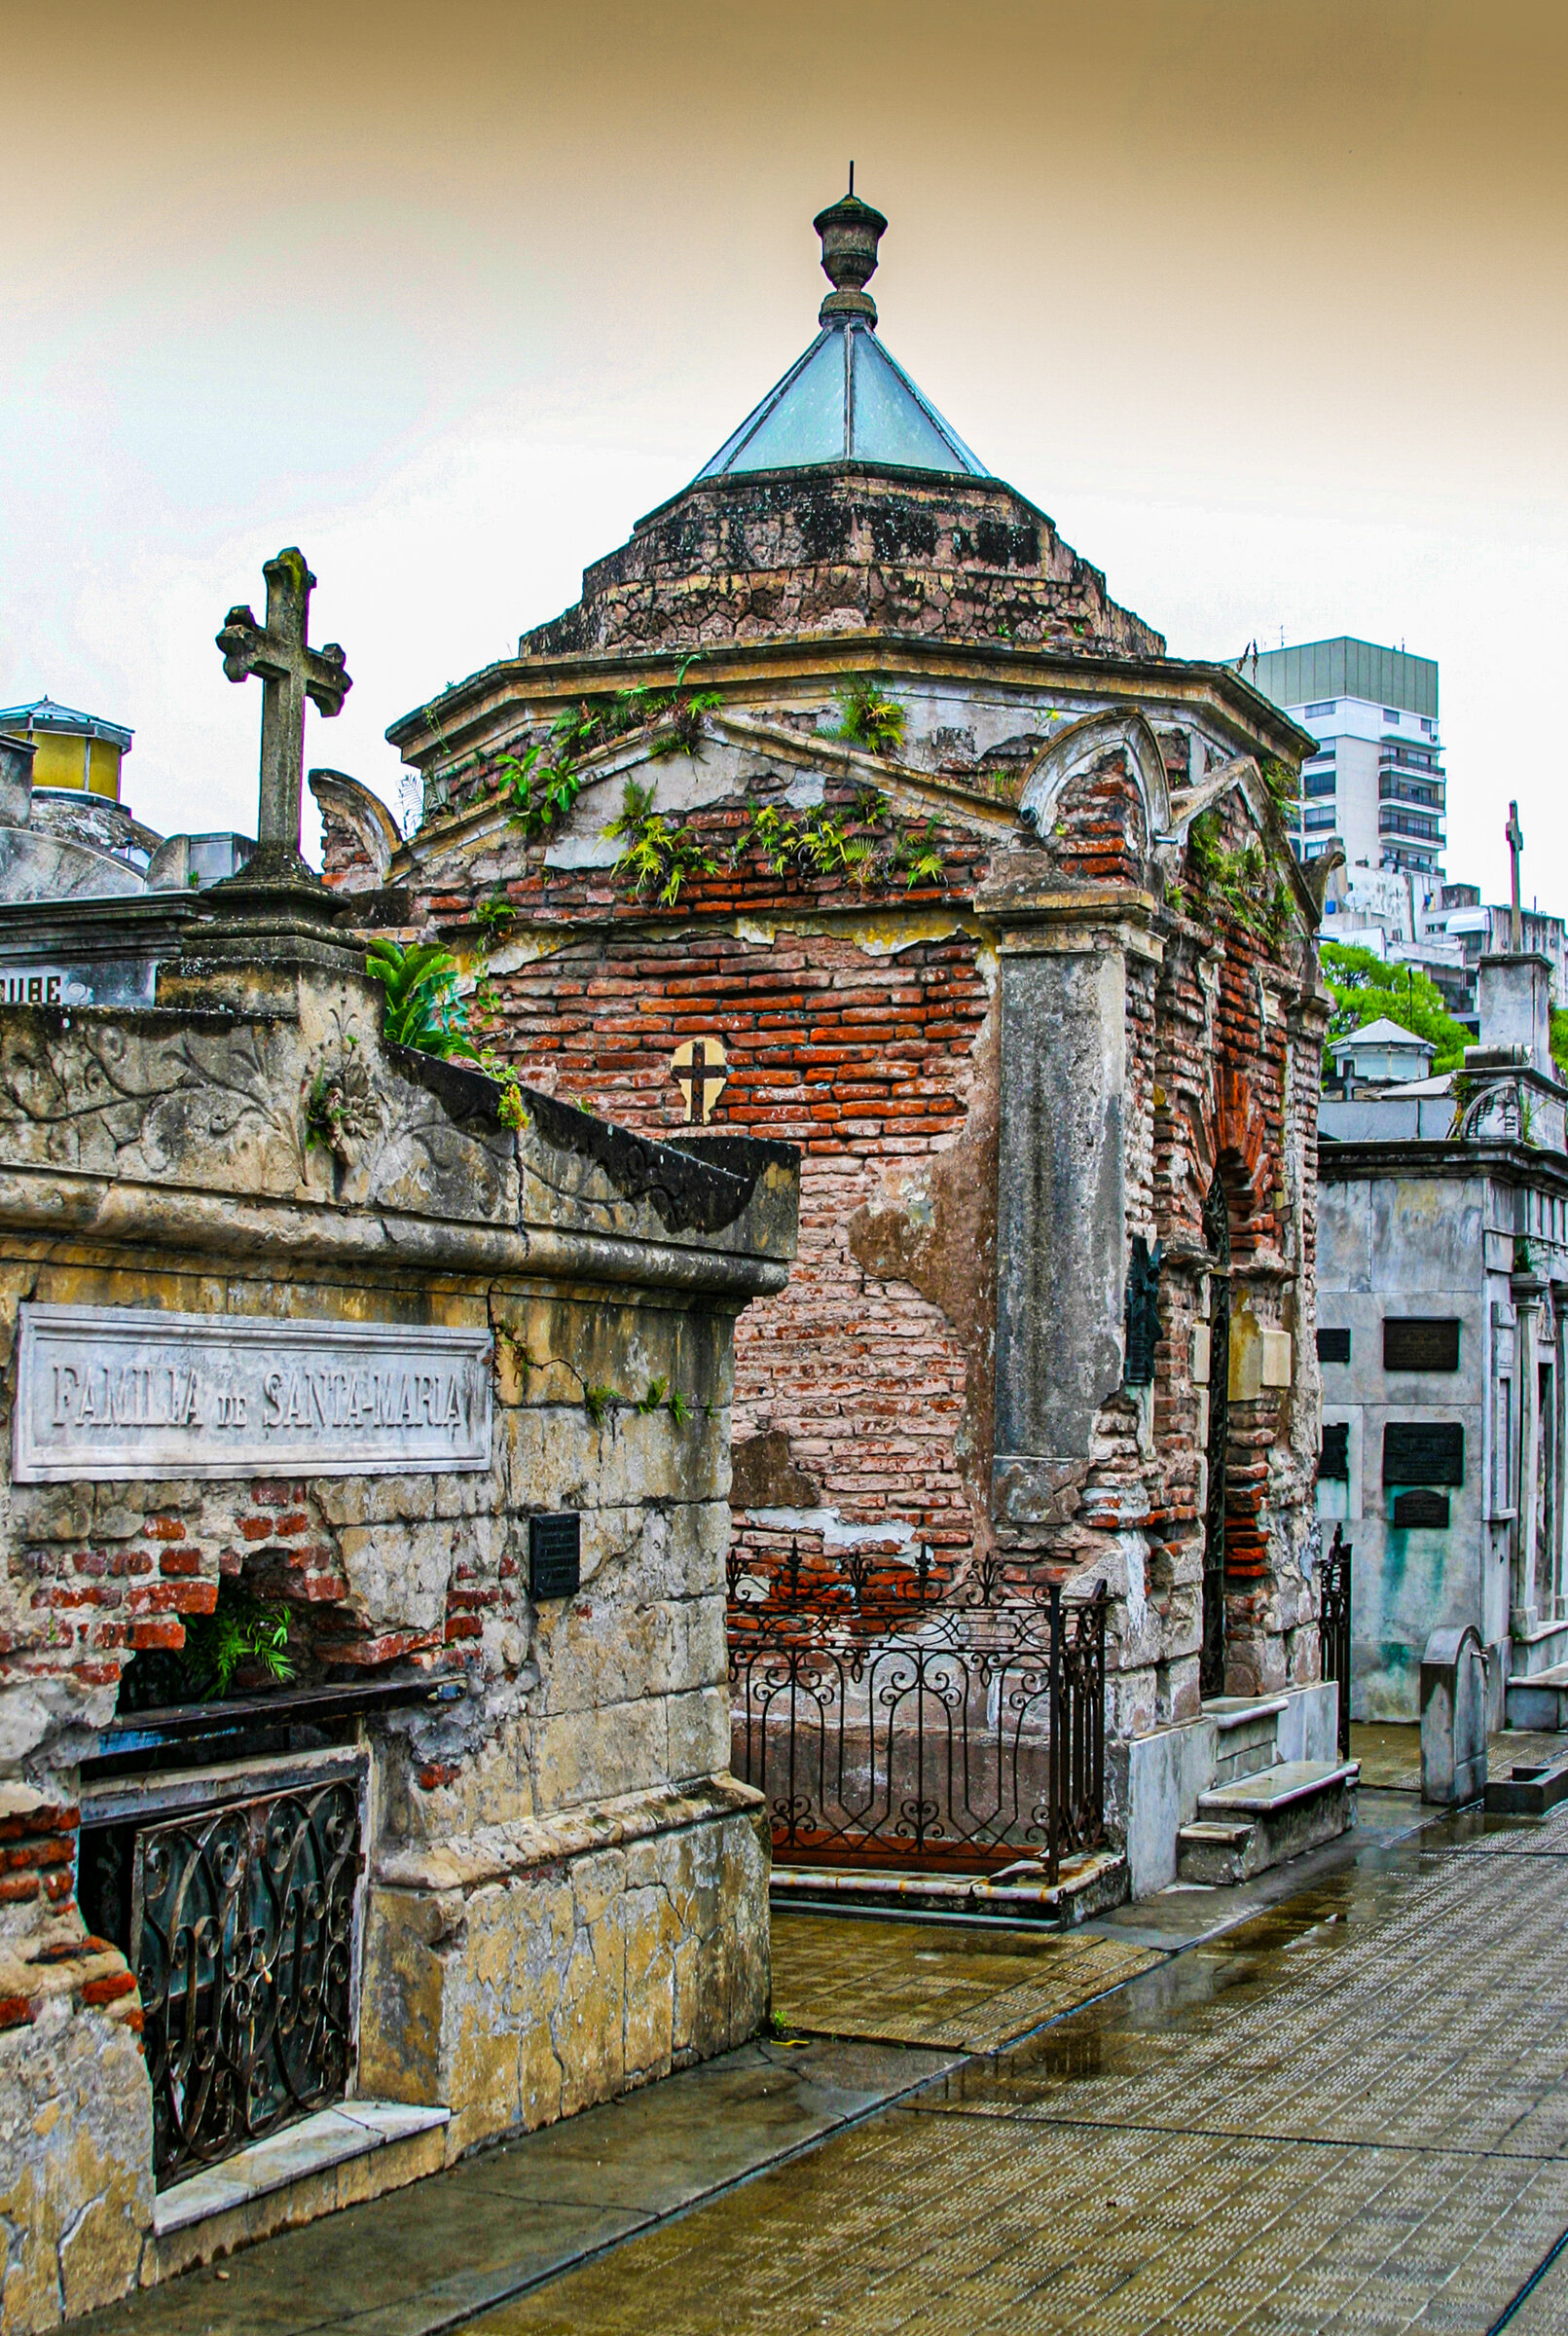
[1378,805,1445,844]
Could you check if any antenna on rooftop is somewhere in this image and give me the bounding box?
[849,161,855,195]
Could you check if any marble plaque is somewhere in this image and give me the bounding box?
[14,1304,492,1482]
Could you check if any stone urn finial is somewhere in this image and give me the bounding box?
[814,168,888,327]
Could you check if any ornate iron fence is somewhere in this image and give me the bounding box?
[727,1546,1108,1881]
[1318,1526,1353,1758]
[130,1776,363,2188]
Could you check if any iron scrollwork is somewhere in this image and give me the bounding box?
[131,1778,363,2189]
[1124,1235,1163,1385]
[1317,1526,1353,1759]
[728,1546,1108,1882]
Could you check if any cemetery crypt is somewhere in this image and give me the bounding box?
[0,545,795,2325]
[366,188,1349,1905]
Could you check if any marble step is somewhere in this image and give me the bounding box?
[1505,1664,1568,1733]
[1204,1695,1290,1787]
[1176,1759,1360,1887]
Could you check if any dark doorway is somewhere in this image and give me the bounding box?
[1201,1170,1231,1699]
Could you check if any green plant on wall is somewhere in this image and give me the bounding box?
[366,938,480,1060]
[727,787,946,894]
[1180,813,1295,946]
[602,780,719,905]
[118,1580,295,1712]
[366,938,529,1128]
[829,679,907,757]
[485,660,724,840]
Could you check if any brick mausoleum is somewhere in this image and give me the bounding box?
[332,189,1342,1888]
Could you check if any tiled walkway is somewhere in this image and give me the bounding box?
[82,1792,1568,2336]
[770,1912,1164,2052]
[480,1806,1568,2333]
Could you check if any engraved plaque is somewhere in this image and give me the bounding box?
[1383,1420,1464,1486]
[1392,1487,1450,1528]
[1384,1317,1460,1372]
[14,1304,492,1482]
[1317,1327,1351,1366]
[1319,1423,1349,1481]
[529,1514,581,1600]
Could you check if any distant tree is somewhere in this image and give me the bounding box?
[1320,942,1472,1078]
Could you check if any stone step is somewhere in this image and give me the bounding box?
[1177,1759,1360,1887]
[145,2099,451,2281]
[1506,1665,1568,1733]
[1204,1695,1289,1786]
[768,1846,1129,1927]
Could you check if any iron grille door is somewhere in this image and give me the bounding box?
[1201,1172,1231,1700]
[131,1775,363,2188]
[728,1548,1108,1880]
[1318,1529,1353,1758]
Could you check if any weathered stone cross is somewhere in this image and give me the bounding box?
[216,548,351,870]
[1507,798,1525,951]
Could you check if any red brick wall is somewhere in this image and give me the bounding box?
[404,738,1324,1715]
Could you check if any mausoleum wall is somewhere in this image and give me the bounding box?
[382,646,1328,1789]
[0,960,793,2326]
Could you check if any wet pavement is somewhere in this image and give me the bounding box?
[84,1784,1568,2336]
[771,1911,1164,2052]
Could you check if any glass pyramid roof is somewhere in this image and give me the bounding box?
[695,316,987,482]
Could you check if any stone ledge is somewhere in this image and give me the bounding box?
[1197,1758,1360,1817]
[768,1846,1127,1926]
[373,1773,765,1896]
[144,2100,450,2281]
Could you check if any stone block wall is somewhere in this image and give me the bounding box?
[0,950,794,2326]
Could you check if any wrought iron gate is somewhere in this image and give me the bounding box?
[1201,1170,1231,1699]
[728,1548,1108,1881]
[1318,1526,1353,1758]
[130,1774,363,2187]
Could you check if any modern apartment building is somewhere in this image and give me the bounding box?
[1236,636,1445,880]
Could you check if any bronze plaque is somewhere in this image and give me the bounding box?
[1383,1421,1464,1485]
[1318,1327,1351,1366]
[1392,1488,1450,1528]
[1384,1317,1460,1372]
[1319,1423,1349,1481]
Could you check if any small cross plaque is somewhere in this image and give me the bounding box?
[672,1036,728,1124]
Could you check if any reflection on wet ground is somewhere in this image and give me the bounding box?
[770,1911,1164,2052]
[78,1789,1568,2336]
[481,1798,1568,2335]
[1353,1718,1567,1793]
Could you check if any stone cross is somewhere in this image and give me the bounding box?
[216,549,351,868]
[1507,799,1525,952]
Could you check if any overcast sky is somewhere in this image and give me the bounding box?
[3,0,1564,895]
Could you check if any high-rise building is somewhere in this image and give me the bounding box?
[1235,636,1445,879]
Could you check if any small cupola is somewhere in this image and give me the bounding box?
[694,179,987,483]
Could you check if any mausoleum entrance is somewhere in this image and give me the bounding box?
[76,1659,456,2190]
[1201,1169,1232,1700]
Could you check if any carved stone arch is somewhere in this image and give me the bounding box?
[1017,708,1173,858]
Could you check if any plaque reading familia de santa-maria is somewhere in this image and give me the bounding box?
[14,1304,493,1482]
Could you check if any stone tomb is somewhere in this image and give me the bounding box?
[0,636,796,2323]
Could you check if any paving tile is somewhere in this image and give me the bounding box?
[468,1816,1568,2334]
[79,1796,1568,2336]
[770,1909,1164,2050]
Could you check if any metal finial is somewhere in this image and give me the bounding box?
[813,180,888,327]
